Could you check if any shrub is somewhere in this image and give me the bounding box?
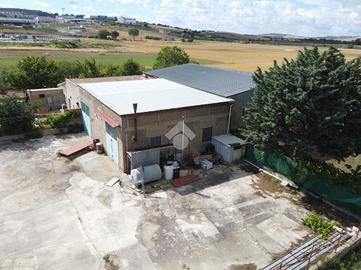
[45,110,80,129]
[303,212,340,237]
[121,59,142,75]
[0,96,35,135]
[52,40,80,48]
[153,46,190,69]
[145,35,161,40]
[97,29,111,40]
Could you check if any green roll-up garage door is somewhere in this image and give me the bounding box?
[81,101,91,136]
[106,123,119,166]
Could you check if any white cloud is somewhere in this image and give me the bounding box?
[139,0,361,36]
[32,1,51,8]
[69,0,78,11]
[110,0,137,3]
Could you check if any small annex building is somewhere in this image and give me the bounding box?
[78,78,234,171]
[145,63,255,130]
[27,87,65,114]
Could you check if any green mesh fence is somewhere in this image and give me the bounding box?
[246,146,361,220]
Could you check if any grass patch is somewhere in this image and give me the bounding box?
[303,212,340,237]
[0,50,158,69]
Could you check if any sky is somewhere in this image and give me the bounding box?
[2,0,361,37]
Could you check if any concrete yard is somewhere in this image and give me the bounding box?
[0,134,311,270]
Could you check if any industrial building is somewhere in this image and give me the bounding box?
[78,78,233,171]
[145,63,255,130]
[118,16,137,25]
[61,75,144,110]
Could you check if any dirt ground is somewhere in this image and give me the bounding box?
[0,134,312,270]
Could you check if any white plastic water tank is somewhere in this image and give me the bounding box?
[143,164,162,183]
[163,165,174,180]
[130,168,142,183]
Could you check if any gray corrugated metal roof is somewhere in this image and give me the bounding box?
[146,64,255,97]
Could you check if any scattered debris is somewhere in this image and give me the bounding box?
[103,254,119,270]
[171,175,198,187]
[105,177,120,187]
[227,264,257,270]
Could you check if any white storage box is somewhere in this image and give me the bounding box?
[200,159,213,170]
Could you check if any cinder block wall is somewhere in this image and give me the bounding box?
[27,88,65,114]
[122,103,230,153]
[63,80,81,109]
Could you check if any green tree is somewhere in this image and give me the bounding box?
[0,68,11,93]
[110,30,119,40]
[8,56,62,90]
[242,47,361,161]
[0,96,35,135]
[128,28,139,41]
[97,29,111,39]
[77,58,101,78]
[100,65,122,77]
[57,61,82,79]
[121,59,142,75]
[153,46,190,69]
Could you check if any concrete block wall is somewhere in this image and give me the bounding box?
[63,79,82,109]
[80,85,231,171]
[27,88,65,114]
[121,103,230,154]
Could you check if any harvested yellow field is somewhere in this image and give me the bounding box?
[122,40,361,72]
[1,37,361,72]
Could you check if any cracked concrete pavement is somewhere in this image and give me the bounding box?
[0,134,311,270]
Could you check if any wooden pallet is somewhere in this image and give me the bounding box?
[59,139,93,157]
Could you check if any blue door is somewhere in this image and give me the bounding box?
[81,101,91,136]
[106,123,119,166]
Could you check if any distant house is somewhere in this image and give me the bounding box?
[118,16,137,25]
[145,64,255,130]
[0,17,38,26]
[89,15,117,22]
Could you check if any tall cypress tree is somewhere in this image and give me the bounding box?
[242,47,361,160]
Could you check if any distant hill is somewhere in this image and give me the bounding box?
[151,25,360,46]
[0,7,56,18]
[319,36,361,42]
